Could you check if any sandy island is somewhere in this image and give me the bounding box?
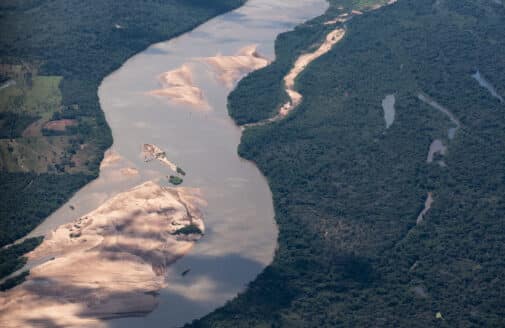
[200,44,270,88]
[0,181,205,327]
[148,64,210,110]
[143,143,179,172]
[148,44,269,110]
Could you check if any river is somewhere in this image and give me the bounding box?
[23,0,328,327]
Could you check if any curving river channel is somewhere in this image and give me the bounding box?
[23,0,328,327]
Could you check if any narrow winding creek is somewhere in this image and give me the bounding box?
[14,1,328,327]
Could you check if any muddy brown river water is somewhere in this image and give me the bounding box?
[20,1,328,327]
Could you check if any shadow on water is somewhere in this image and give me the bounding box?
[109,253,264,328]
[15,0,329,327]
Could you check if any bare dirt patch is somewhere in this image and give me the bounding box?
[245,28,346,128]
[43,119,77,132]
[21,118,45,137]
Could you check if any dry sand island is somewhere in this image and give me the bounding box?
[148,64,210,110]
[148,44,269,110]
[201,44,269,88]
[143,143,179,172]
[0,181,204,327]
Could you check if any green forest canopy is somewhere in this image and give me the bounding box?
[190,0,505,326]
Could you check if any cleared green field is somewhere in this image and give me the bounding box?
[0,71,62,118]
[0,68,81,173]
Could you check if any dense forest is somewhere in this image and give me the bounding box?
[0,236,42,287]
[189,0,505,326]
[0,0,245,287]
[2,0,505,325]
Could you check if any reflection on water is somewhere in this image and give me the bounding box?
[418,93,460,140]
[427,139,447,163]
[472,70,504,103]
[382,94,395,129]
[24,0,328,327]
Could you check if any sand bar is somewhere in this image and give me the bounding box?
[201,44,269,88]
[148,64,210,110]
[0,181,204,327]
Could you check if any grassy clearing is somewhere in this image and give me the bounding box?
[0,66,91,173]
[0,68,62,119]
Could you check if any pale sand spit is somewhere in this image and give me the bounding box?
[143,143,178,172]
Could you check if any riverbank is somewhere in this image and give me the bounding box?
[0,0,247,288]
[1,1,330,327]
[191,0,505,325]
[243,27,346,128]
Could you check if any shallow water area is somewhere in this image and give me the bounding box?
[418,93,460,140]
[427,139,447,163]
[472,70,504,103]
[22,0,328,327]
[382,94,395,128]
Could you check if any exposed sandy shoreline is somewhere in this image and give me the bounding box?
[243,27,346,128]
[0,181,205,327]
[280,28,346,116]
[242,1,399,129]
[200,44,269,88]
